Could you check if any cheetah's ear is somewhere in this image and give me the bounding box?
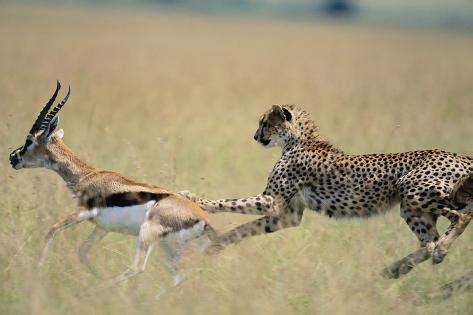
[282,107,292,121]
[270,105,292,123]
[269,105,285,124]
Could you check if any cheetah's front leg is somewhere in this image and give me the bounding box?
[205,203,304,254]
[179,191,276,216]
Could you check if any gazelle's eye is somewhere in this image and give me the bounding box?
[17,139,34,155]
[25,139,33,147]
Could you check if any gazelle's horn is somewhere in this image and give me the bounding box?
[40,85,70,131]
[29,81,61,134]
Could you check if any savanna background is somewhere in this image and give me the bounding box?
[1,1,472,314]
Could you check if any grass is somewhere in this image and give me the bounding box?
[0,4,472,315]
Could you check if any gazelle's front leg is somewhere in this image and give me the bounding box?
[101,220,161,288]
[102,240,154,288]
[179,191,275,215]
[39,209,96,267]
[78,226,108,277]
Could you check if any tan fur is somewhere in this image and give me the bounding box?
[48,136,168,193]
[45,135,208,223]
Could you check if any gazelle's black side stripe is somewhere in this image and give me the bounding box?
[85,191,170,208]
[160,219,203,237]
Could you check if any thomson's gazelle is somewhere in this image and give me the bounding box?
[9,82,216,287]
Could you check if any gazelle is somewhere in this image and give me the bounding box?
[9,82,216,287]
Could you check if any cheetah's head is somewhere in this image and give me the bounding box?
[253,105,293,148]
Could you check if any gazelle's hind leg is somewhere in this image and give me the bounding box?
[102,220,165,288]
[78,226,108,277]
[159,223,216,286]
[160,241,186,287]
[194,224,219,254]
[39,209,95,267]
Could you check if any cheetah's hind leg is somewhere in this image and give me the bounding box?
[382,207,440,279]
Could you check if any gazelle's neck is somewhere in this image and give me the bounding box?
[46,136,95,190]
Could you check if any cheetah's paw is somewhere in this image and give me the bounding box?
[431,245,448,264]
[177,190,198,202]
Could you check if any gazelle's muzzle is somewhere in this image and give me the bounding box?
[9,150,20,168]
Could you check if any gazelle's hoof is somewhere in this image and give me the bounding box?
[173,273,186,287]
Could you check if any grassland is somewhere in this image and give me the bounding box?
[0,4,472,315]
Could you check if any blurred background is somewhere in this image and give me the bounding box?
[1,1,472,315]
[8,0,473,31]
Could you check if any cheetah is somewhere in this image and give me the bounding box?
[182,105,472,278]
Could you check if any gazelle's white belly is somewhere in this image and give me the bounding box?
[93,200,156,235]
[164,220,207,243]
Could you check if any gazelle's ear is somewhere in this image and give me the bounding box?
[54,129,65,139]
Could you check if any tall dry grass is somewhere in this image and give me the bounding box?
[0,4,472,314]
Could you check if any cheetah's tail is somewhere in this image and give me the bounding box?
[417,271,473,303]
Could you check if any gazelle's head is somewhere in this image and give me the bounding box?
[9,81,70,170]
